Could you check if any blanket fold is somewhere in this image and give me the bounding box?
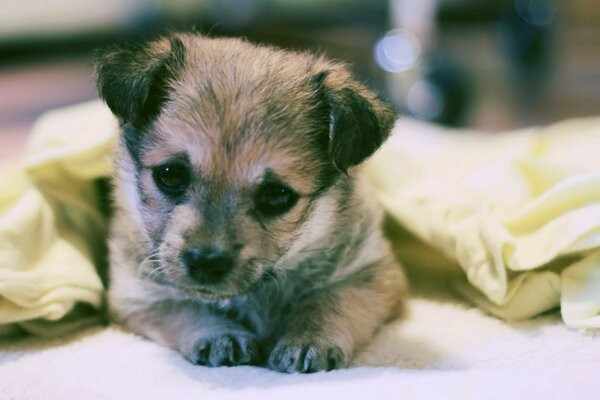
[0,101,117,337]
[366,118,600,327]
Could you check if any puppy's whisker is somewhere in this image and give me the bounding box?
[138,252,162,278]
[145,266,168,283]
[144,262,172,284]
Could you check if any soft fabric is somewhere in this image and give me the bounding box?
[1,290,599,399]
[366,118,600,327]
[0,101,117,337]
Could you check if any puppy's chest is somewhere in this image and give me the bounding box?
[213,279,310,341]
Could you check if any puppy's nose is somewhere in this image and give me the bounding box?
[182,246,234,284]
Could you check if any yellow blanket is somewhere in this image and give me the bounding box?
[366,118,600,328]
[1,101,599,336]
[0,101,117,337]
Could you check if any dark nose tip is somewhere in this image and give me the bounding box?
[182,247,234,284]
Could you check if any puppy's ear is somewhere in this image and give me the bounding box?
[94,36,185,128]
[315,66,397,172]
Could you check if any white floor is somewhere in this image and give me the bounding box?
[1,279,598,400]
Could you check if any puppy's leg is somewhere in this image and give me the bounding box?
[116,298,261,366]
[268,255,405,373]
[108,259,260,366]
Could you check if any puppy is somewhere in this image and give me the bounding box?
[95,33,406,373]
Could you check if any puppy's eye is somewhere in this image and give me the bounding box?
[152,163,190,196]
[255,183,298,216]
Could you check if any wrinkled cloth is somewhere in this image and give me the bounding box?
[0,101,117,337]
[366,118,600,328]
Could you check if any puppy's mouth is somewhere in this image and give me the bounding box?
[180,285,236,301]
[141,258,266,300]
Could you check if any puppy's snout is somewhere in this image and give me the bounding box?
[182,246,234,284]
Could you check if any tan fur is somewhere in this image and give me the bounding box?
[98,33,407,373]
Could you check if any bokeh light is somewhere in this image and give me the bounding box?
[374,29,421,74]
[515,0,555,26]
[406,80,443,120]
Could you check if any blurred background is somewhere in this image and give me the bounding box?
[1,0,599,159]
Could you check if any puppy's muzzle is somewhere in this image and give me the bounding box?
[182,246,234,284]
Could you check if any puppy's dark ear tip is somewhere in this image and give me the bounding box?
[315,65,397,171]
[93,36,186,128]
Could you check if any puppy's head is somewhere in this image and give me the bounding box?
[96,34,395,299]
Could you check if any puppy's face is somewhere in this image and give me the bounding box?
[96,35,395,299]
[130,72,335,299]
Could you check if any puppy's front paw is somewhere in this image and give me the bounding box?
[187,333,261,367]
[268,339,347,373]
